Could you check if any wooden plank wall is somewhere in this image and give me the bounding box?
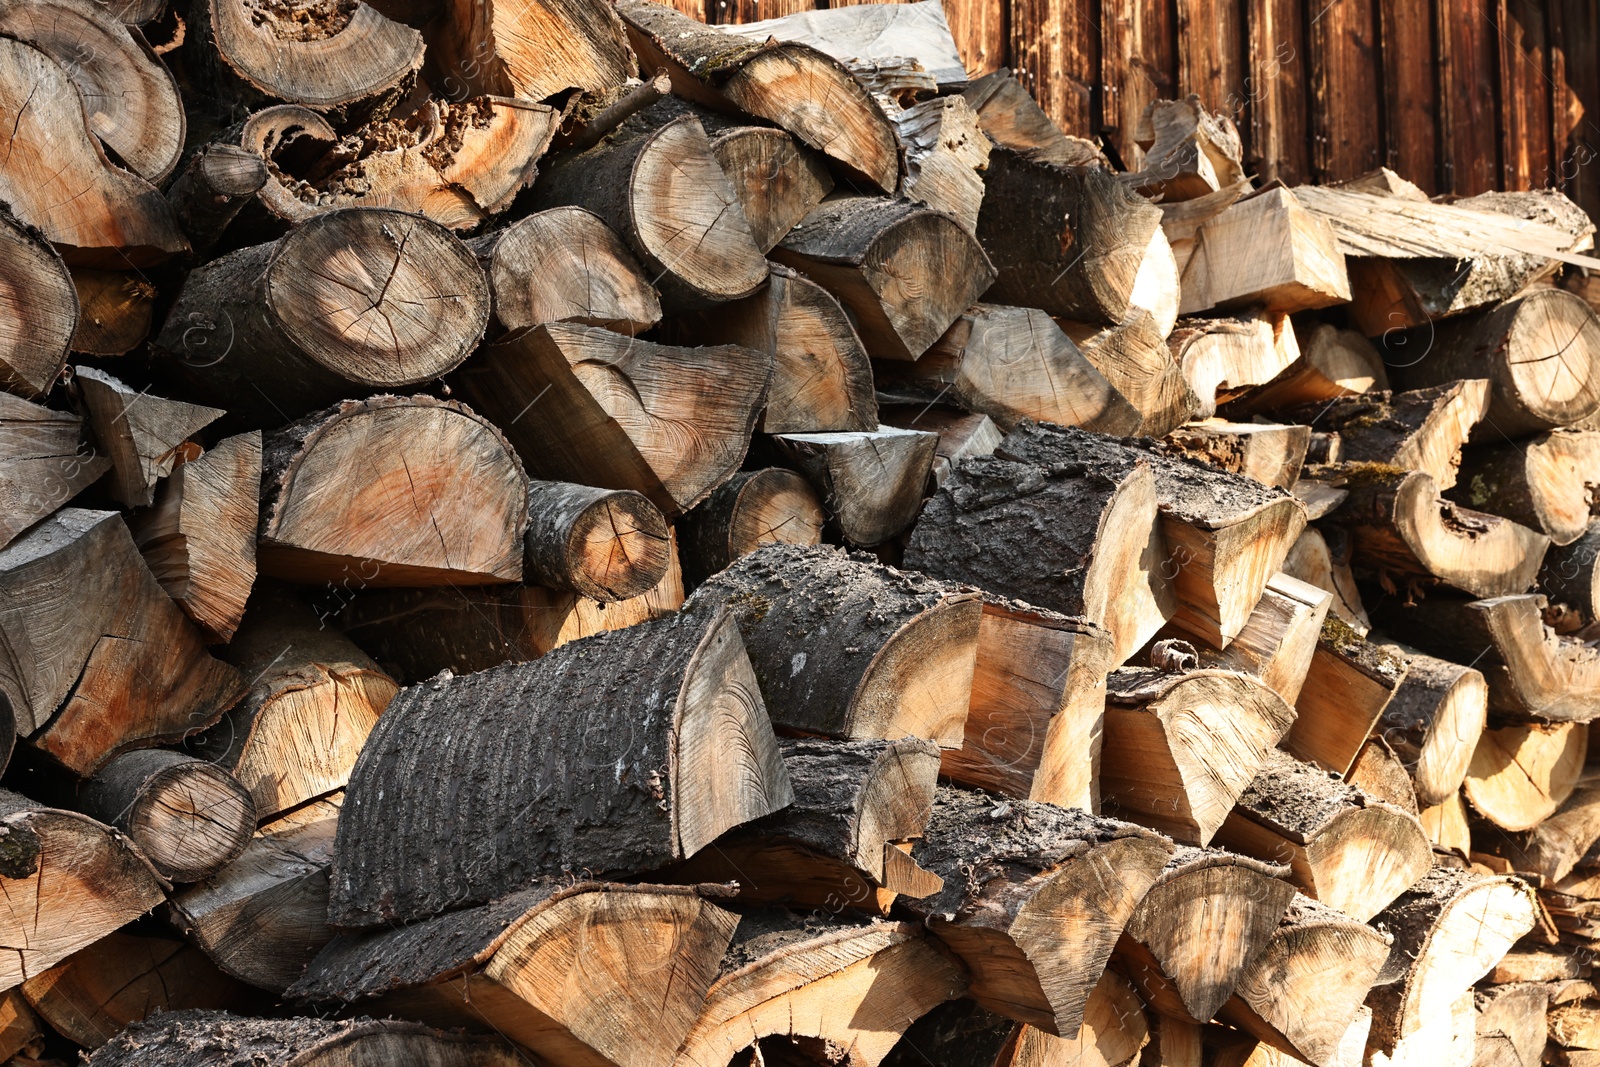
[683,0,1600,216]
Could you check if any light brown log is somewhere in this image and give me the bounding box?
[709,126,833,255]
[1161,422,1310,490]
[1280,616,1409,775]
[1473,982,1549,1067]
[1285,381,1492,492]
[1170,312,1301,419]
[961,68,1108,168]
[522,480,669,603]
[1552,1005,1600,1052]
[0,211,76,398]
[1128,95,1247,202]
[1221,322,1388,416]
[1374,652,1488,808]
[770,427,938,546]
[877,405,1003,489]
[1453,430,1600,547]
[1281,527,1369,633]
[894,96,991,232]
[78,749,254,883]
[1487,947,1583,984]
[1368,989,1476,1067]
[74,366,222,509]
[1464,721,1588,831]
[678,469,824,589]
[1061,312,1200,437]
[429,0,633,102]
[1475,787,1600,883]
[69,268,156,356]
[1178,187,1351,316]
[0,990,43,1061]
[164,143,268,259]
[1345,737,1419,815]
[0,393,110,552]
[1418,790,1472,854]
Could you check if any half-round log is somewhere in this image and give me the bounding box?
[1375,652,1488,808]
[1453,429,1600,546]
[1464,720,1587,831]
[0,211,76,399]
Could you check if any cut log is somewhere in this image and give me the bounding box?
[880,990,1151,1067]
[1464,721,1588,831]
[1283,381,1492,492]
[74,367,222,509]
[1369,988,1475,1067]
[667,263,877,435]
[1171,313,1302,419]
[1281,527,1369,633]
[678,469,825,589]
[78,749,254,883]
[167,794,341,992]
[1389,289,1600,438]
[0,212,76,399]
[1476,787,1600,883]
[0,37,187,267]
[330,604,791,927]
[455,323,769,518]
[874,304,1140,434]
[0,394,110,552]
[0,790,167,992]
[1178,187,1351,316]
[1345,736,1419,815]
[901,787,1174,1036]
[877,405,1002,489]
[0,990,42,1061]
[1280,616,1408,775]
[1061,312,1200,437]
[293,882,737,1067]
[1161,422,1311,490]
[1552,1005,1600,1052]
[19,932,243,1048]
[772,197,996,363]
[1128,95,1247,202]
[709,126,833,254]
[429,0,633,102]
[961,68,1108,169]
[1170,572,1331,707]
[165,143,269,258]
[903,451,1175,665]
[1473,983,1549,1067]
[618,0,900,193]
[1488,947,1584,984]
[769,427,937,546]
[471,207,661,336]
[688,544,980,747]
[715,1,968,91]
[940,599,1115,811]
[975,149,1164,326]
[69,268,156,356]
[1100,667,1296,846]
[1419,790,1472,853]
[1216,894,1393,1066]
[1452,430,1600,547]
[893,96,991,232]
[1543,521,1600,623]
[1221,322,1388,416]
[157,208,489,420]
[1374,652,1488,808]
[0,509,245,776]
[1115,847,1296,1023]
[522,480,669,603]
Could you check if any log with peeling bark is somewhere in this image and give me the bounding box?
[429,0,633,102]
[1281,617,1408,775]
[1282,527,1370,633]
[74,367,223,509]
[901,787,1173,1036]
[678,470,823,589]
[1170,313,1301,418]
[1062,312,1200,437]
[767,427,937,546]
[893,96,991,231]
[522,480,670,603]
[1464,721,1588,831]
[1281,381,1491,492]
[1161,422,1311,490]
[0,211,76,399]
[708,126,832,255]
[1373,652,1488,808]
[1100,667,1296,846]
[1221,322,1388,416]
[1128,95,1247,202]
[1451,430,1600,547]
[164,143,268,258]
[1179,187,1351,316]
[0,393,110,552]
[961,69,1108,169]
[1476,787,1600,883]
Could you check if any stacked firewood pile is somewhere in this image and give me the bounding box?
[6,0,1600,1065]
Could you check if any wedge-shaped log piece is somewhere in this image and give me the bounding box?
[773,197,996,362]
[79,750,255,884]
[1418,790,1471,852]
[85,1012,519,1067]
[902,787,1174,1036]
[894,96,991,232]
[522,480,669,603]
[0,510,245,775]
[1169,572,1331,706]
[157,208,488,420]
[962,68,1108,168]
[1363,867,1538,1057]
[1221,322,1387,416]
[1476,787,1600,883]
[1179,187,1350,315]
[1375,652,1487,808]
[293,883,736,1067]
[716,0,968,90]
[674,911,965,1067]
[165,144,268,259]
[1464,720,1587,831]
[1282,527,1369,633]
[1115,847,1295,1024]
[1212,750,1431,921]
[430,0,633,101]
[708,127,832,255]
[0,394,109,551]
[1544,520,1600,623]
[1344,737,1418,814]
[905,450,1173,665]
[1129,95,1247,202]
[1473,983,1550,1067]
[0,38,185,267]
[75,367,222,509]
[1284,381,1491,492]
[474,208,660,336]
[259,396,527,586]
[331,605,791,926]
[1215,895,1391,1067]
[1453,429,1600,546]
[456,323,769,518]
[672,738,942,912]
[195,588,397,821]
[1162,422,1310,490]
[1170,313,1301,419]
[167,795,340,993]
[0,988,42,1061]
[1062,312,1200,437]
[0,212,76,399]
[1102,668,1297,846]
[878,405,1003,489]
[875,304,1140,434]
[941,599,1115,811]
[769,427,936,545]
[689,544,979,747]
[128,431,260,643]
[1281,616,1408,775]
[0,790,166,992]
[618,0,899,193]
[679,470,824,589]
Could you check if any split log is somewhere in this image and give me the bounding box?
[471,207,661,336]
[1128,95,1246,202]
[164,143,269,258]
[668,263,877,435]
[1141,1016,1204,1067]
[876,405,1002,489]
[1161,422,1310,490]
[1169,572,1330,706]
[1464,721,1588,831]
[1473,983,1549,1067]
[1281,617,1408,775]
[1100,668,1296,846]
[1345,736,1419,815]
[75,367,223,509]
[0,790,167,991]
[768,427,937,545]
[1488,947,1584,983]
[1212,749,1432,921]
[1061,312,1200,437]
[1178,187,1351,316]
[705,128,832,260]
[901,787,1173,1036]
[522,481,670,603]
[1389,289,1600,438]
[1114,847,1295,1023]
[1452,430,1600,546]
[1543,521,1600,623]
[1281,527,1369,633]
[0,394,110,552]
[881,986,1151,1067]
[1552,1005,1600,1053]
[69,268,156,356]
[257,395,526,586]
[78,749,254,883]
[772,197,996,363]
[19,933,243,1048]
[939,599,1115,811]
[0,212,76,399]
[715,0,968,91]
[0,991,42,1061]
[1283,381,1491,492]
[455,323,769,517]
[618,0,900,193]
[1475,787,1600,882]
[1374,652,1488,808]
[893,96,991,231]
[429,0,632,102]
[330,605,791,927]
[873,304,1140,434]
[688,544,980,747]
[678,470,824,589]
[128,431,260,643]
[157,208,489,420]
[1170,313,1301,418]
[293,883,737,1067]
[167,794,341,992]
[1215,895,1393,1066]
[0,37,187,267]
[1368,989,1475,1067]
[1419,790,1472,853]
[0,509,245,776]
[1221,323,1388,416]
[961,69,1108,168]
[903,451,1175,665]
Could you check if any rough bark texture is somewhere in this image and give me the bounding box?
[522,480,671,602]
[1543,521,1600,621]
[769,427,938,546]
[1375,652,1488,807]
[1451,429,1600,547]
[1279,380,1491,491]
[678,469,825,589]
[165,144,268,258]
